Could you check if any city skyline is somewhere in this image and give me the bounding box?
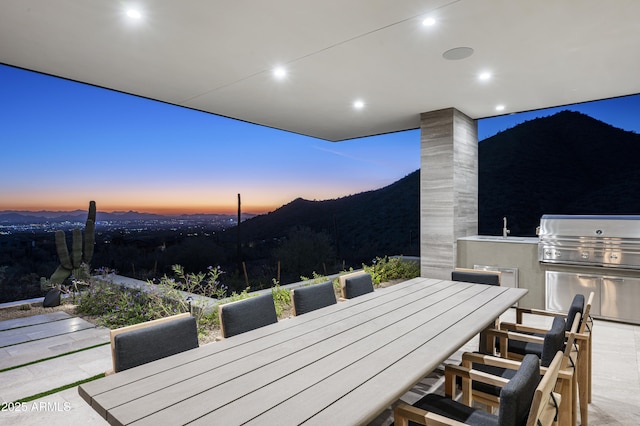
[2,64,639,215]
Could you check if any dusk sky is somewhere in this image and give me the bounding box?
[2,63,639,215]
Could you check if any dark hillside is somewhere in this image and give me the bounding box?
[479,111,640,235]
[222,171,420,265]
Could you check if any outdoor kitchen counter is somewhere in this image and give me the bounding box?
[457,236,544,309]
[458,235,640,321]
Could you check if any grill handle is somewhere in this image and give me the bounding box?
[577,275,599,280]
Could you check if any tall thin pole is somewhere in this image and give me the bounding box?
[237,194,242,277]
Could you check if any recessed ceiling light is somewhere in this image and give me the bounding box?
[422,17,436,26]
[126,9,142,20]
[442,47,474,60]
[273,67,287,80]
[479,72,492,81]
[353,100,365,110]
[495,105,505,111]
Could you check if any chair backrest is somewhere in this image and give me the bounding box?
[339,271,374,299]
[291,280,337,316]
[540,316,566,367]
[525,351,563,426]
[580,292,595,334]
[219,293,278,338]
[498,354,541,426]
[451,268,501,286]
[565,293,584,332]
[560,312,581,370]
[111,313,198,373]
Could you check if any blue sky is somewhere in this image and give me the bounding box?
[479,94,640,140]
[0,64,419,214]
[1,63,638,214]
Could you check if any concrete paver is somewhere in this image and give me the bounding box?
[0,312,71,332]
[1,317,97,347]
[1,342,111,403]
[0,327,109,370]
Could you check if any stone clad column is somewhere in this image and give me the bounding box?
[420,108,478,279]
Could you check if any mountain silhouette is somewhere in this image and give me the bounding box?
[479,110,640,235]
[232,171,420,263]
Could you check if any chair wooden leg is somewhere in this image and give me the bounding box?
[557,376,574,426]
[572,370,578,426]
[588,332,593,403]
[555,372,576,426]
[577,342,589,426]
[478,319,499,354]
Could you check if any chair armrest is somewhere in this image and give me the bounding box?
[461,351,525,371]
[540,365,574,381]
[444,359,510,404]
[394,403,471,426]
[464,351,574,383]
[516,307,567,323]
[573,331,590,342]
[394,403,429,426]
[485,327,545,344]
[500,321,549,335]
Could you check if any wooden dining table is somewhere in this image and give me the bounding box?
[79,277,527,425]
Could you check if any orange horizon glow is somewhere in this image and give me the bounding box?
[0,202,280,216]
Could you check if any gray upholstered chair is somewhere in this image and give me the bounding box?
[395,352,563,426]
[291,280,337,316]
[449,315,579,426]
[110,313,199,374]
[451,268,502,353]
[502,293,584,358]
[218,293,278,338]
[451,268,501,286]
[339,271,374,299]
[500,292,592,426]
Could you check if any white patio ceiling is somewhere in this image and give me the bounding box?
[1,0,638,141]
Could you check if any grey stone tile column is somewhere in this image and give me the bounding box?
[420,108,478,278]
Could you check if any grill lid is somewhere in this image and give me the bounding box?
[538,215,640,269]
[539,214,640,239]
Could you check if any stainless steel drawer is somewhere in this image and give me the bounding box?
[601,276,640,323]
[545,271,601,315]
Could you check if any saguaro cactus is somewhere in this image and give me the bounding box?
[49,200,97,286]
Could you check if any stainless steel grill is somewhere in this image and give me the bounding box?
[538,215,640,269]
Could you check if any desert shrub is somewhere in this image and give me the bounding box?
[76,279,166,328]
[363,256,420,285]
[76,264,228,332]
[271,280,292,317]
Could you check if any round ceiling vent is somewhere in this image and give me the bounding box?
[442,47,474,60]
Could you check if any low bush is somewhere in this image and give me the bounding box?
[271,279,292,317]
[363,256,420,285]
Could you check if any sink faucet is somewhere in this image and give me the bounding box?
[502,217,510,238]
